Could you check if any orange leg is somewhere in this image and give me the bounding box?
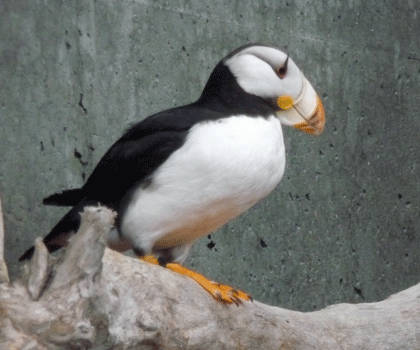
[140,255,252,305]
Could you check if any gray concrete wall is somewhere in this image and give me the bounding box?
[1,1,419,311]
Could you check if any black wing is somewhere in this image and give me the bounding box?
[81,127,188,209]
[41,104,225,209]
[43,188,84,206]
[21,105,213,261]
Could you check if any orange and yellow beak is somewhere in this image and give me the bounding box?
[275,76,325,135]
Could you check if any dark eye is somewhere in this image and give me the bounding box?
[277,55,289,79]
[278,66,287,78]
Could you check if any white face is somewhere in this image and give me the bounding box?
[225,46,303,100]
[224,45,325,135]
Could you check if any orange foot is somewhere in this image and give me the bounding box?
[140,255,252,305]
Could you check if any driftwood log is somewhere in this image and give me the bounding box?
[0,202,420,349]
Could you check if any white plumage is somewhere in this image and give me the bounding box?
[225,46,303,100]
[119,115,285,262]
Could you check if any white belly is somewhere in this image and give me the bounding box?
[119,115,286,254]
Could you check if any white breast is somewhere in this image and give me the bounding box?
[119,115,286,257]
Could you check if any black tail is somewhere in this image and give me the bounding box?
[19,200,98,261]
[19,246,35,261]
[43,188,84,207]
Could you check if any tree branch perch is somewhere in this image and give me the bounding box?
[0,205,419,349]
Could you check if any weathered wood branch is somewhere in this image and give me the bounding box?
[0,205,419,349]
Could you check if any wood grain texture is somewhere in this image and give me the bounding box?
[0,206,419,349]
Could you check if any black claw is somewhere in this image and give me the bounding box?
[157,256,168,267]
[133,247,145,257]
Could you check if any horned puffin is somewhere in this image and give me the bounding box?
[20,44,325,304]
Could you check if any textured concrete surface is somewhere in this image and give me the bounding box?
[1,1,419,311]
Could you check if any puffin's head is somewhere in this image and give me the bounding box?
[223,44,325,135]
